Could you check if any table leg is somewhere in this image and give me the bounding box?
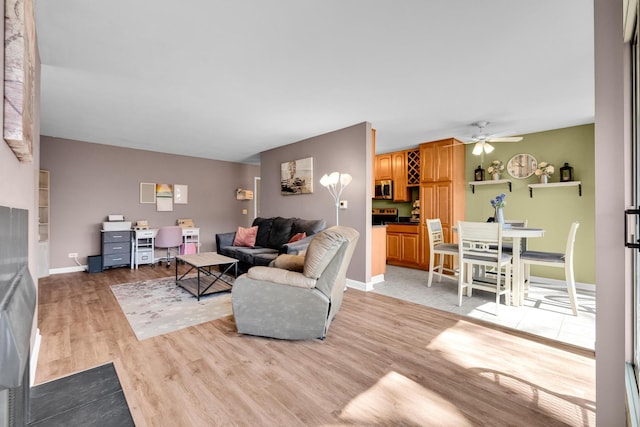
[197,267,201,301]
[511,237,522,306]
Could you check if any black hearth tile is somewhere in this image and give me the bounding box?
[28,390,134,427]
[29,363,128,424]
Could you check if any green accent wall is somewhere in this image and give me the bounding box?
[464,124,595,284]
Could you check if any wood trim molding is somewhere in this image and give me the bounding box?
[4,0,36,162]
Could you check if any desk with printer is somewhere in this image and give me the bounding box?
[100,215,199,270]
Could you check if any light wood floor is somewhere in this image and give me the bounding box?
[36,266,595,426]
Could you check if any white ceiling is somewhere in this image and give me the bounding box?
[34,1,594,165]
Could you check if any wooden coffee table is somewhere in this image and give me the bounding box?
[175,252,238,300]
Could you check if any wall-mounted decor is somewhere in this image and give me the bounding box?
[507,153,537,179]
[236,189,254,200]
[156,183,173,211]
[174,184,188,204]
[281,157,313,195]
[140,182,156,204]
[4,0,37,162]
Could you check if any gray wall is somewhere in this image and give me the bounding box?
[40,136,259,269]
[260,122,373,284]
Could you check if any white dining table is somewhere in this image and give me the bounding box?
[453,225,545,306]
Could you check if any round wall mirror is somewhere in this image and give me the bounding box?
[507,154,537,179]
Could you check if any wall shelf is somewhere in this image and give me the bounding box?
[468,179,512,194]
[527,181,582,198]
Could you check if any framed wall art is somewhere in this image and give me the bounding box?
[140,182,156,204]
[281,157,313,195]
[156,183,173,211]
[174,184,188,204]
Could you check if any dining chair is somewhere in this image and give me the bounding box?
[482,219,528,281]
[154,226,183,267]
[520,222,580,316]
[457,221,512,315]
[426,218,458,287]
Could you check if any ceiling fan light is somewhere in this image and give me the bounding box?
[484,143,495,154]
[472,142,484,155]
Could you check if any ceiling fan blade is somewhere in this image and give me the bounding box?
[487,136,523,143]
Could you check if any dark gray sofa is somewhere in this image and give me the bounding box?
[216,216,326,273]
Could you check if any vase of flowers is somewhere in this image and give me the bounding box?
[535,161,554,183]
[487,160,504,180]
[490,193,506,224]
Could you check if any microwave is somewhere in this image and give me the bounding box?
[374,180,393,199]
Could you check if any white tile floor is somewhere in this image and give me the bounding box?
[372,265,596,350]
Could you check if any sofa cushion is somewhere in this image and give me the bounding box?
[247,266,317,289]
[234,247,277,265]
[253,252,279,266]
[292,218,326,236]
[253,217,274,248]
[267,217,294,249]
[288,232,306,243]
[304,229,345,279]
[233,226,258,247]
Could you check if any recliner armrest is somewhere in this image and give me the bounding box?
[216,232,236,251]
[247,266,317,289]
[280,235,314,255]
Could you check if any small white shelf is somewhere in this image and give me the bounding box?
[527,181,582,197]
[468,179,512,193]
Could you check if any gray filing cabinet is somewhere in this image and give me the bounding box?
[101,230,132,269]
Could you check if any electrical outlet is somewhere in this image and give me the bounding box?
[68,252,78,258]
[339,200,348,209]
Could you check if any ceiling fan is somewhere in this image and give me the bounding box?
[466,121,523,155]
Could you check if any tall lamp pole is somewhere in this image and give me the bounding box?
[320,172,352,226]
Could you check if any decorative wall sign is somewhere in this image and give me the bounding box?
[281,157,313,195]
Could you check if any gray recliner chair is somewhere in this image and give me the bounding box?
[231,226,359,340]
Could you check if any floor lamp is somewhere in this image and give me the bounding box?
[320,172,352,226]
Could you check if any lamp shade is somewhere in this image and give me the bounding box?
[472,142,484,155]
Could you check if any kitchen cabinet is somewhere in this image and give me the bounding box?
[420,138,459,183]
[386,223,420,268]
[375,153,392,180]
[418,138,465,270]
[392,151,411,202]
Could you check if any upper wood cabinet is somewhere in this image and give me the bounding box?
[392,152,411,202]
[420,138,461,182]
[375,153,393,180]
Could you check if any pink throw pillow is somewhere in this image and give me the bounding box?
[288,232,307,243]
[233,226,258,247]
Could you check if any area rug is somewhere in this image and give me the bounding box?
[110,275,233,340]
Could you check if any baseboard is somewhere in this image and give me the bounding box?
[346,278,375,291]
[49,265,87,275]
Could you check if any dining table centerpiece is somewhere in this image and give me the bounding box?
[534,161,554,183]
[490,193,507,224]
[487,160,505,180]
